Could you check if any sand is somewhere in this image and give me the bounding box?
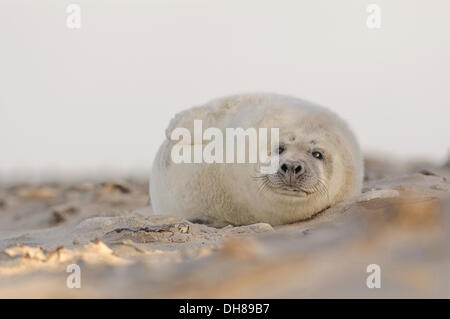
[0,157,449,298]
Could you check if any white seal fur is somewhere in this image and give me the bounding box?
[150,93,363,226]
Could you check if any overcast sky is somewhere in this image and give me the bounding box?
[1,0,449,181]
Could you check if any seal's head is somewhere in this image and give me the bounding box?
[244,106,364,224]
[264,138,330,198]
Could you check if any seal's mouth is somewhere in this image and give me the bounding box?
[269,185,311,197]
[254,173,320,198]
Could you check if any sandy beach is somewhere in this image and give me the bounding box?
[0,156,449,298]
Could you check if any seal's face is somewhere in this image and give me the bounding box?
[259,134,331,199]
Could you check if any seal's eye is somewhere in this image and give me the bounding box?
[277,145,286,155]
[312,151,323,160]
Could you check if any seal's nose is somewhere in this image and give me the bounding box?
[279,160,305,180]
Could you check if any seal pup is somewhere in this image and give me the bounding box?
[150,93,363,226]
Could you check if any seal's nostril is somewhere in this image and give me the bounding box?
[281,164,288,173]
[295,165,303,174]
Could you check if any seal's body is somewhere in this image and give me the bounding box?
[150,94,363,226]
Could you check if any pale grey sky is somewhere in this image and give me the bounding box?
[1,0,449,181]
